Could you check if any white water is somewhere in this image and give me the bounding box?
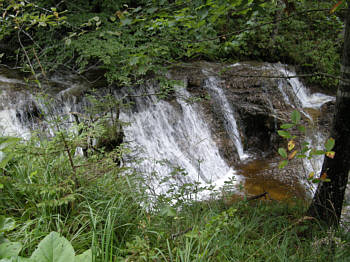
[120,85,241,196]
[203,75,249,161]
[274,64,335,110]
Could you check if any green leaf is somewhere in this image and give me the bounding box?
[278,148,287,158]
[297,125,306,133]
[277,130,292,139]
[311,150,325,156]
[278,160,288,169]
[160,206,176,217]
[30,232,75,262]
[75,250,91,262]
[324,138,335,151]
[0,242,22,258]
[0,217,16,233]
[291,110,301,124]
[280,123,294,129]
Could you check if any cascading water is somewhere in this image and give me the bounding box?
[0,71,242,197]
[274,64,335,111]
[120,85,240,196]
[203,75,249,161]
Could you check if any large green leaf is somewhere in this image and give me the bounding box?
[0,242,22,258]
[75,249,92,262]
[30,232,75,262]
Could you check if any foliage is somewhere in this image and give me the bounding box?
[1,0,350,260]
[0,0,344,89]
[0,231,92,262]
[277,110,335,183]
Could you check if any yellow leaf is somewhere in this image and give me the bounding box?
[288,140,295,151]
[326,151,335,159]
[308,172,315,179]
[54,12,59,18]
[320,173,327,181]
[288,150,297,160]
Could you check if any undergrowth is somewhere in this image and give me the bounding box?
[1,136,350,261]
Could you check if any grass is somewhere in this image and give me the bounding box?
[1,135,350,261]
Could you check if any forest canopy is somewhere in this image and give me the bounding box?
[0,0,345,89]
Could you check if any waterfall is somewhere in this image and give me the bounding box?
[120,85,240,196]
[203,76,249,161]
[0,87,32,139]
[274,64,335,110]
[0,63,336,200]
[0,72,242,197]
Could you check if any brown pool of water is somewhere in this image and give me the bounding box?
[235,158,307,202]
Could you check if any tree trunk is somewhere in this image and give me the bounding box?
[307,7,350,226]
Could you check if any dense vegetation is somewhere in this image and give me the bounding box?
[1,0,350,261]
[1,129,350,260]
[0,0,345,89]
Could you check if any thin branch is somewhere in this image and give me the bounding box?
[17,28,36,77]
[23,0,54,14]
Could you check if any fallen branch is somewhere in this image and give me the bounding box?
[247,191,269,201]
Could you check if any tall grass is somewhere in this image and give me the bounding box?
[1,136,350,261]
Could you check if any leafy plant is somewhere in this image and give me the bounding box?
[0,232,91,262]
[277,110,335,183]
